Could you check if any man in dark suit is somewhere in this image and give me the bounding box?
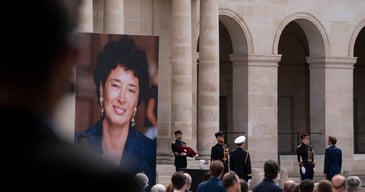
[3,1,140,191]
[229,135,252,186]
[211,131,229,174]
[252,159,282,192]
[171,130,188,171]
[324,136,342,181]
[296,132,315,180]
[196,160,226,192]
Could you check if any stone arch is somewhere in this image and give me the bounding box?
[218,9,251,150]
[352,20,365,154]
[219,8,252,54]
[349,19,365,57]
[275,13,329,157]
[273,12,329,57]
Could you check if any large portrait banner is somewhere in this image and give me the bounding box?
[74,33,159,190]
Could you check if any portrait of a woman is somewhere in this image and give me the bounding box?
[74,35,156,190]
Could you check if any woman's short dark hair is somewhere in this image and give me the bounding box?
[93,37,150,106]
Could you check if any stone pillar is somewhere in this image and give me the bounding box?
[306,57,326,154]
[197,0,219,159]
[307,57,356,157]
[103,0,124,34]
[230,54,249,149]
[247,55,281,168]
[170,0,193,147]
[79,0,93,32]
[92,0,103,33]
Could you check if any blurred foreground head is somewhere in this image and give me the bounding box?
[1,0,81,117]
[3,1,141,191]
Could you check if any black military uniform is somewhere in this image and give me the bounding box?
[296,132,315,180]
[211,131,229,174]
[171,130,187,171]
[229,136,252,182]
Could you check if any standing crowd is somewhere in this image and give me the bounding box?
[144,131,362,192]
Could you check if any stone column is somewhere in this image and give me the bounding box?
[197,0,220,159]
[306,56,326,154]
[247,55,281,168]
[307,56,356,157]
[170,0,193,147]
[230,54,249,149]
[103,0,124,34]
[92,0,103,33]
[79,0,93,32]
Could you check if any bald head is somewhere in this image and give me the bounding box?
[332,174,346,191]
[283,179,296,192]
[184,172,192,190]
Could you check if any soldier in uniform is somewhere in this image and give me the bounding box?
[296,132,315,180]
[211,131,229,174]
[171,130,187,171]
[229,135,252,187]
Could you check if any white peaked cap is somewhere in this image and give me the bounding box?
[234,135,246,144]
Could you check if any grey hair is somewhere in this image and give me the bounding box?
[346,176,362,192]
[151,184,166,192]
[135,172,149,189]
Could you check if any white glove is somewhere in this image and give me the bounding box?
[181,152,187,156]
[301,167,306,174]
[313,167,315,172]
[247,179,252,187]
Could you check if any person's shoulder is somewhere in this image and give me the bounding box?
[197,179,209,187]
[230,148,237,153]
[130,127,156,149]
[333,145,341,149]
[75,121,102,144]
[75,120,101,136]
[274,184,283,191]
[211,143,218,148]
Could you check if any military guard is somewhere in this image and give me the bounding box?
[229,135,252,186]
[211,131,229,174]
[296,132,315,180]
[171,130,187,171]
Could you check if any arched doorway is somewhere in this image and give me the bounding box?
[354,27,365,154]
[278,21,310,154]
[219,12,251,150]
[275,15,328,155]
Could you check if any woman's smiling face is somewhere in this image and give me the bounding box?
[102,65,139,127]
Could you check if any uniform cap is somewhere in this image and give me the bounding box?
[300,132,309,139]
[174,130,183,135]
[215,131,224,138]
[234,135,246,144]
